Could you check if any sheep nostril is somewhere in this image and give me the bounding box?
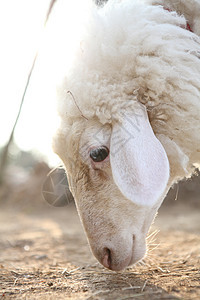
[102,248,112,269]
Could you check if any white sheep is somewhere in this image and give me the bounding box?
[53,0,200,271]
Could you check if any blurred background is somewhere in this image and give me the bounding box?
[0,0,59,164]
[0,0,92,209]
[0,0,60,209]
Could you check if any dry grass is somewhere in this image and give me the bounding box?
[0,205,199,300]
[0,167,199,299]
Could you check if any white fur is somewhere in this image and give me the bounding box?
[53,0,200,271]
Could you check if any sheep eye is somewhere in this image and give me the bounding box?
[90,146,109,162]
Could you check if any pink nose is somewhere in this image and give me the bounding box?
[102,248,112,269]
[101,247,133,271]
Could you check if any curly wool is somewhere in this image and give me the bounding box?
[55,0,200,185]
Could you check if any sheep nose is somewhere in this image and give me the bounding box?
[102,248,112,269]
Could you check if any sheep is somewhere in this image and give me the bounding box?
[53,0,200,271]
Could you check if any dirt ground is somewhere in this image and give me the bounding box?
[0,165,200,299]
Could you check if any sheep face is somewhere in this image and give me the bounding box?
[52,0,200,272]
[56,105,170,271]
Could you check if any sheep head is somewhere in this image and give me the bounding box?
[53,103,170,271]
[52,0,200,271]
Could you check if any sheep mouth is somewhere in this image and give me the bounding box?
[101,235,146,271]
[102,249,133,271]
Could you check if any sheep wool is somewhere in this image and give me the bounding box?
[54,0,200,187]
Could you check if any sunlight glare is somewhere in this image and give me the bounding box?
[0,0,92,166]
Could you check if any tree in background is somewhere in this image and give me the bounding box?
[0,0,57,184]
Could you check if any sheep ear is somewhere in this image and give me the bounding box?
[110,105,169,206]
